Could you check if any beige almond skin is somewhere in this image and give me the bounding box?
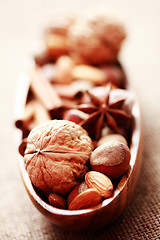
[85,171,113,198]
[69,188,102,210]
[48,193,66,209]
[90,141,131,179]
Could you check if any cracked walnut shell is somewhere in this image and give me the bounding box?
[24,120,93,195]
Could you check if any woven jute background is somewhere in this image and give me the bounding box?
[0,0,160,239]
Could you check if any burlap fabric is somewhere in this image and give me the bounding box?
[0,0,160,239]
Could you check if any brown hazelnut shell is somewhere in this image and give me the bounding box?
[90,141,131,179]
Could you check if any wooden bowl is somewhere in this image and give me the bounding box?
[14,64,142,231]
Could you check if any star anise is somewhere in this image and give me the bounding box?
[77,84,133,140]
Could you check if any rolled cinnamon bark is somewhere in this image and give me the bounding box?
[53,84,83,99]
[30,67,62,113]
[16,100,52,141]
[15,100,35,130]
[34,101,52,125]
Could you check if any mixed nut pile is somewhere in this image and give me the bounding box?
[15,13,135,210]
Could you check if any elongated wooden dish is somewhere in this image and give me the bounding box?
[15,63,142,231]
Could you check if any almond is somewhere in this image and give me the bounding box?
[55,55,74,84]
[72,65,106,84]
[67,181,89,207]
[85,171,113,198]
[48,193,66,209]
[69,188,102,210]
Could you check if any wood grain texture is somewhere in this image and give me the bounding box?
[15,67,142,230]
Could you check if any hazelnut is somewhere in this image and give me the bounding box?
[100,65,126,88]
[63,109,88,124]
[109,89,135,114]
[90,141,131,179]
[24,120,93,195]
[97,134,128,147]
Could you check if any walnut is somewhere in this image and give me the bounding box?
[88,14,126,52]
[24,120,93,195]
[67,14,126,64]
[67,21,117,64]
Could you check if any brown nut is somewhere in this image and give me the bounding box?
[69,188,102,210]
[48,193,66,209]
[24,120,93,195]
[88,13,126,52]
[90,141,131,179]
[72,64,106,84]
[100,65,126,88]
[67,181,89,207]
[109,89,134,115]
[45,33,68,58]
[55,55,75,84]
[97,134,127,147]
[18,138,27,157]
[67,21,118,64]
[63,109,88,124]
[85,171,113,198]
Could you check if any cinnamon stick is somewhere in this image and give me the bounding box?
[53,79,93,99]
[53,84,83,99]
[15,100,35,130]
[30,67,62,112]
[16,99,52,139]
[34,101,52,125]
